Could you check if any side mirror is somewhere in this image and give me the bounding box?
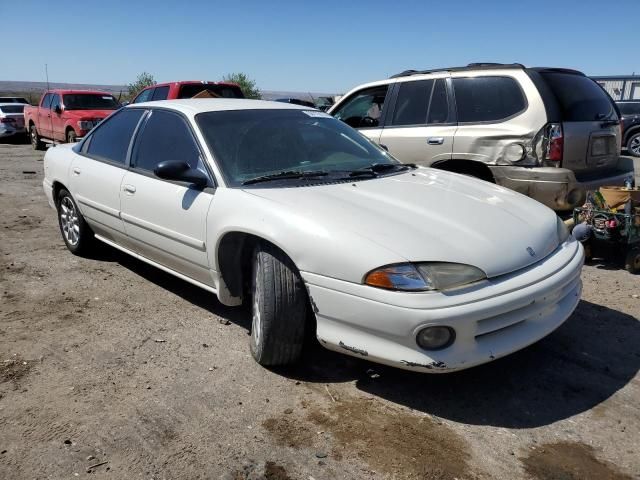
[54,105,62,114]
[120,101,130,107]
[154,160,208,187]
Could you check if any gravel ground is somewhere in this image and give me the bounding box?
[1,141,639,480]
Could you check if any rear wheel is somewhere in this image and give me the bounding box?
[56,188,95,255]
[627,132,640,158]
[66,129,77,144]
[30,125,44,150]
[250,243,307,366]
[624,248,640,274]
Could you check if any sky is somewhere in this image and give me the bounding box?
[2,0,638,93]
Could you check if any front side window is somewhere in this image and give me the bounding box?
[63,94,119,110]
[453,76,526,123]
[132,110,203,173]
[85,109,145,164]
[133,88,154,104]
[332,85,389,128]
[50,94,61,111]
[151,86,170,101]
[196,109,398,187]
[41,94,53,109]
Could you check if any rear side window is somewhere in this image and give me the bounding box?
[132,110,202,172]
[133,88,154,104]
[428,79,449,124]
[85,109,145,165]
[178,84,244,99]
[453,76,526,123]
[618,103,640,115]
[151,86,169,101]
[540,73,617,121]
[392,80,434,126]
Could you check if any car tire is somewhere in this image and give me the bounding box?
[627,132,640,158]
[56,188,95,255]
[624,248,640,274]
[66,129,77,144]
[250,243,307,366]
[30,125,45,150]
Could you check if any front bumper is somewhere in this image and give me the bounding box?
[302,239,583,373]
[490,158,635,211]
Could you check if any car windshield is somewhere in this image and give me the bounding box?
[0,105,25,113]
[195,109,398,187]
[63,94,119,110]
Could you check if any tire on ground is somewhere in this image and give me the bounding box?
[30,125,45,151]
[56,188,95,255]
[250,243,308,366]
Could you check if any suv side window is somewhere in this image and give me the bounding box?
[85,109,145,165]
[132,109,205,175]
[151,86,170,101]
[332,85,389,128]
[453,76,526,123]
[391,80,434,126]
[428,79,450,124]
[133,88,154,104]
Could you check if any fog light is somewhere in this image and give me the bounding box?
[416,326,455,350]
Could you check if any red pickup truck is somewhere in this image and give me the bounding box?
[130,80,244,103]
[24,89,120,149]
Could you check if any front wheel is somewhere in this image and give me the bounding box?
[30,125,45,150]
[627,133,640,158]
[250,244,308,366]
[57,189,95,255]
[66,129,77,144]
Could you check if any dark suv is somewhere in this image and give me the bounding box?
[618,101,640,157]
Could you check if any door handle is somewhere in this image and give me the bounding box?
[427,137,445,145]
[123,184,136,194]
[72,167,81,175]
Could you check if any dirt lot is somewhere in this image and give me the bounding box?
[1,141,639,480]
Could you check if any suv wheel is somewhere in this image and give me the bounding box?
[627,132,640,158]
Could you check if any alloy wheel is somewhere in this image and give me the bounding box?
[59,196,80,246]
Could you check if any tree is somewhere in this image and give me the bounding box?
[127,72,156,98]
[223,72,261,99]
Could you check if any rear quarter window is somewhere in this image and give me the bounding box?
[453,76,526,123]
[540,72,617,121]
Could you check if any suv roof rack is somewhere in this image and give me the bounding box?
[390,63,526,79]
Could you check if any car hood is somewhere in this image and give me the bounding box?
[244,168,560,278]
[64,109,116,119]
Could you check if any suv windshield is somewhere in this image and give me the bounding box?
[540,72,617,121]
[63,94,119,110]
[178,84,244,99]
[195,109,397,187]
[618,102,640,116]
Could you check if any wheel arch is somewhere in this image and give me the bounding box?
[51,180,70,207]
[431,159,496,183]
[623,125,640,145]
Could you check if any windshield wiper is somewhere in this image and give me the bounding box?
[242,170,329,185]
[348,163,417,177]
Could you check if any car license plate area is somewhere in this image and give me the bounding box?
[591,136,612,157]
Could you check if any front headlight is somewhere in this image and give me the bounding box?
[77,120,94,130]
[364,262,486,292]
[557,216,570,244]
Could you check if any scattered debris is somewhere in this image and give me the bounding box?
[86,455,95,461]
[219,319,231,325]
[86,460,109,473]
[366,368,380,379]
[202,343,209,347]
[63,439,72,445]
[22,171,36,175]
[325,385,336,403]
[284,408,293,414]
[315,452,327,459]
[154,339,166,343]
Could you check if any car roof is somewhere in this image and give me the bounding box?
[126,98,312,115]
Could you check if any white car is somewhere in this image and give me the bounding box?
[43,99,584,372]
[0,102,27,138]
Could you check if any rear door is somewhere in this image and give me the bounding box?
[379,77,455,166]
[330,84,391,144]
[537,71,620,175]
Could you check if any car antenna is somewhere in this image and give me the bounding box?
[45,63,50,91]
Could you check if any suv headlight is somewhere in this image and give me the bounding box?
[364,263,486,292]
[557,216,570,244]
[77,120,94,130]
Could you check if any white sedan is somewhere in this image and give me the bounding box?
[43,99,584,372]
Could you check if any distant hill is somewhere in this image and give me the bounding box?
[0,80,337,103]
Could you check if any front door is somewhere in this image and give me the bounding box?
[379,78,455,166]
[120,109,215,286]
[49,94,65,141]
[37,93,53,139]
[331,84,391,145]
